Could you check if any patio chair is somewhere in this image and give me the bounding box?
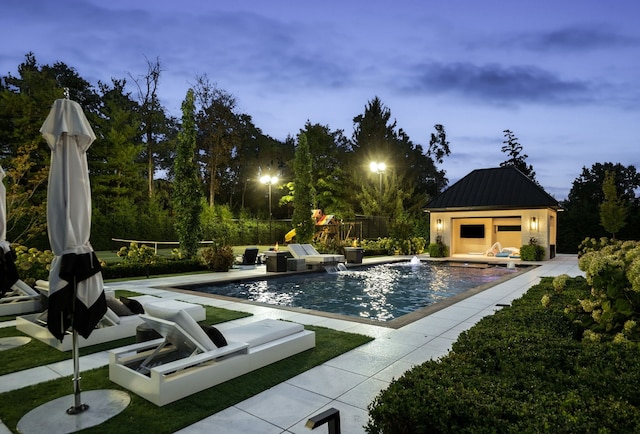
[238,247,259,266]
[288,243,345,266]
[108,303,315,406]
[16,294,206,351]
[0,280,42,316]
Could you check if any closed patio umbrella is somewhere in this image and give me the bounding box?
[17,94,129,432]
[0,166,19,296]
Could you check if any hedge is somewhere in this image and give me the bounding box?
[366,277,640,433]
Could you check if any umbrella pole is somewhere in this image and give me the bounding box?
[67,277,89,415]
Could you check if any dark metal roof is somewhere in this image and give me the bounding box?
[425,167,560,211]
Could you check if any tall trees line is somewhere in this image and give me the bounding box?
[0,54,449,250]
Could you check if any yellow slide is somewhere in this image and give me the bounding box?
[284,228,296,242]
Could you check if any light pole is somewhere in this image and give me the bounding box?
[260,174,278,242]
[369,162,386,237]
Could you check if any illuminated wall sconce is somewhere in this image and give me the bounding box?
[436,219,443,232]
[530,216,538,231]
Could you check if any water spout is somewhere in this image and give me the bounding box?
[410,256,421,265]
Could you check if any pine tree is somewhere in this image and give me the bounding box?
[599,170,627,239]
[291,133,316,243]
[173,89,202,258]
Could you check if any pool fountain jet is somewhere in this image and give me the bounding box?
[410,256,421,266]
[324,263,348,274]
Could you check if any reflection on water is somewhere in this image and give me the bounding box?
[190,261,518,322]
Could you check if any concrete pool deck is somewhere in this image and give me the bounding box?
[0,254,583,434]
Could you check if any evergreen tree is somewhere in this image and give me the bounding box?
[291,133,315,243]
[599,170,627,239]
[500,129,537,182]
[173,89,202,258]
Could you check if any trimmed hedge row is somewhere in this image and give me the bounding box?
[101,259,208,280]
[366,277,640,433]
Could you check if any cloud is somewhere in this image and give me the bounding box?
[511,25,639,52]
[398,61,592,105]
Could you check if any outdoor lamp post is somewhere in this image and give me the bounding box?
[369,162,386,236]
[260,175,278,241]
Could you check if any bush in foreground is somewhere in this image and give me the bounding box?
[366,276,640,433]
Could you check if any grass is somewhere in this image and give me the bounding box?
[0,325,372,433]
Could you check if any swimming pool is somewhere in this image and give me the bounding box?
[179,260,523,323]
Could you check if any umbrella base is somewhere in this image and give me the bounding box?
[0,336,31,351]
[17,389,130,434]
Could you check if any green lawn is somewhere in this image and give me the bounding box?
[0,325,372,434]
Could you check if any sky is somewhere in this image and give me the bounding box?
[1,0,639,201]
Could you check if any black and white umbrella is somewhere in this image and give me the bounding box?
[0,166,19,296]
[17,94,129,432]
[40,97,106,342]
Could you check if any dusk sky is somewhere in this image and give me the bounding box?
[2,0,639,200]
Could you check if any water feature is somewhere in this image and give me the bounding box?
[181,260,522,322]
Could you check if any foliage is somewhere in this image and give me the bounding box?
[565,240,640,343]
[116,242,160,265]
[291,132,316,243]
[173,89,202,258]
[366,276,640,433]
[102,259,206,279]
[358,237,427,256]
[600,170,628,238]
[200,244,236,272]
[558,162,640,253]
[519,238,545,261]
[428,236,448,258]
[499,129,537,183]
[11,244,54,284]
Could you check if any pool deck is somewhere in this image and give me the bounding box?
[0,254,583,434]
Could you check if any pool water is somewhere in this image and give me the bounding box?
[183,261,519,322]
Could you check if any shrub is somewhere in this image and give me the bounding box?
[366,276,640,433]
[200,245,235,272]
[427,236,448,258]
[116,242,161,266]
[11,244,54,285]
[520,238,545,261]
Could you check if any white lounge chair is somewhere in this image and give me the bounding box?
[288,243,345,266]
[0,280,42,316]
[16,295,205,351]
[108,304,316,406]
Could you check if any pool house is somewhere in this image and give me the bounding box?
[425,166,561,260]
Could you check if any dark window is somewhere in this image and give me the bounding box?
[460,224,485,238]
[497,225,521,232]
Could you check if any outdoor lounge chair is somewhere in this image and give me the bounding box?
[485,242,520,258]
[288,243,345,266]
[108,303,316,406]
[237,247,259,266]
[0,280,42,316]
[16,295,205,351]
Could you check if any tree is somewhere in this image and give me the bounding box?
[173,89,202,258]
[599,170,628,239]
[558,162,640,252]
[299,122,354,217]
[130,57,173,197]
[500,129,537,182]
[291,133,315,243]
[427,124,451,165]
[193,76,242,208]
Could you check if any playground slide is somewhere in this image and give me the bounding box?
[284,228,296,242]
